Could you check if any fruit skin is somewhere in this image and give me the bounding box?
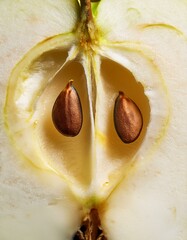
[1,1,187,240]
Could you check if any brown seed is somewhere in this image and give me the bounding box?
[114,91,143,143]
[52,80,83,137]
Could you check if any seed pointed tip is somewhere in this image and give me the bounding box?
[69,79,74,85]
[66,79,74,89]
[69,79,74,84]
[119,91,125,97]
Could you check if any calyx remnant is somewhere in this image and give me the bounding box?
[73,208,107,240]
[114,91,143,143]
[52,80,83,137]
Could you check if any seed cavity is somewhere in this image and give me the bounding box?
[114,91,143,143]
[52,80,83,137]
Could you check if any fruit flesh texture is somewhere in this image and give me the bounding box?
[1,0,187,240]
[4,7,168,202]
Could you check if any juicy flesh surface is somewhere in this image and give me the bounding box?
[1,0,187,240]
[4,37,169,201]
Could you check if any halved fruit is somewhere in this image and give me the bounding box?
[1,0,187,239]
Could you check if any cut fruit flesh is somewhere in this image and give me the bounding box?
[1,0,187,240]
[4,34,170,202]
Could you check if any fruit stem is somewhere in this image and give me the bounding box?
[80,0,93,22]
[78,0,98,50]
